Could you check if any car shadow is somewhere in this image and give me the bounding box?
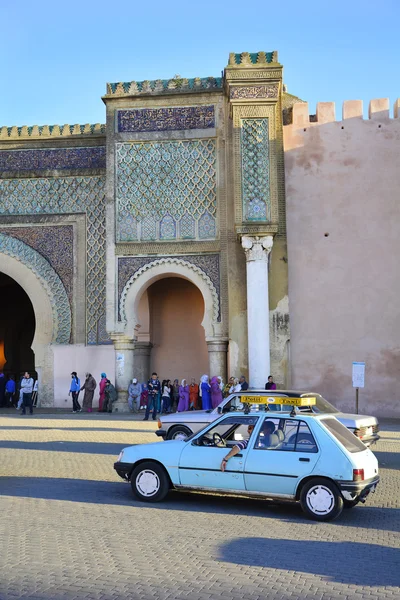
[1,476,399,533]
[0,426,146,433]
[217,536,400,587]
[374,450,400,470]
[0,440,134,455]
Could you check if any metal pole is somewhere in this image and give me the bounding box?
[356,387,359,414]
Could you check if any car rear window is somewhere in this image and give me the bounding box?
[321,418,366,452]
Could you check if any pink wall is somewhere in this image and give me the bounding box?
[284,101,400,417]
[148,277,209,382]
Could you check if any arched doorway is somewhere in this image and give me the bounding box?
[141,277,209,380]
[0,271,36,378]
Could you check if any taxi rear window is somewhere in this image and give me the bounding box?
[321,418,366,452]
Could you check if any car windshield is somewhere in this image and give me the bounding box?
[310,394,339,414]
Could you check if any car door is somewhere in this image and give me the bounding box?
[244,418,320,496]
[178,415,259,491]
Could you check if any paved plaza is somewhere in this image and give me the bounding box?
[0,411,399,600]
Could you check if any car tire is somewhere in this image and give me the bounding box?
[130,461,169,502]
[299,478,344,521]
[167,425,192,441]
[343,498,360,509]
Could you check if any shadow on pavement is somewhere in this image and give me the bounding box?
[0,440,133,455]
[217,536,400,587]
[1,476,399,533]
[0,426,147,433]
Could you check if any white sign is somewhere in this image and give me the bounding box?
[352,362,365,388]
[116,352,125,377]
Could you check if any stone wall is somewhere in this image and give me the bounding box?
[284,99,400,416]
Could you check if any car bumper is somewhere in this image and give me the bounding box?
[114,461,132,480]
[155,429,167,439]
[359,433,380,446]
[336,475,380,502]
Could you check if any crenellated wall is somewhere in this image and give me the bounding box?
[284,98,400,416]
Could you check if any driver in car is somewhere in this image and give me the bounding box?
[220,424,254,472]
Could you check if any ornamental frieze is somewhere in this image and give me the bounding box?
[117,105,215,133]
[230,84,279,100]
[0,147,106,172]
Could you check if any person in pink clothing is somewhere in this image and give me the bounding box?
[98,372,107,412]
[210,376,223,409]
[177,379,190,412]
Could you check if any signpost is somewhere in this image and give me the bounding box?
[352,362,365,414]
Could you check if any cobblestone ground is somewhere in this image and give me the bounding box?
[0,410,399,600]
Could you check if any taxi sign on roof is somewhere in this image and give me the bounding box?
[241,396,316,407]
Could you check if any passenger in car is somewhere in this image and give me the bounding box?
[257,420,279,448]
[220,424,255,471]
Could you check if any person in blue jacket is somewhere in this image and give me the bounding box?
[200,374,212,410]
[69,372,81,413]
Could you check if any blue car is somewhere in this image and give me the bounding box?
[114,410,379,521]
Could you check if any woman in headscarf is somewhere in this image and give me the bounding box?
[229,377,242,394]
[189,378,199,410]
[200,374,211,410]
[223,377,234,398]
[80,373,97,413]
[98,372,107,412]
[210,376,223,409]
[177,379,190,412]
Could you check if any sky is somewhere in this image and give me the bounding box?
[1,0,399,126]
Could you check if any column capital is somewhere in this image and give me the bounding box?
[241,235,273,262]
[206,338,229,353]
[109,332,135,350]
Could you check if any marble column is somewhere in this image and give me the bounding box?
[133,341,153,384]
[207,339,229,382]
[241,235,273,389]
[110,333,135,413]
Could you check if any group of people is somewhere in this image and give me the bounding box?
[126,372,256,421]
[0,371,38,414]
[69,372,117,413]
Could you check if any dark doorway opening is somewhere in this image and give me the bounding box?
[0,272,36,377]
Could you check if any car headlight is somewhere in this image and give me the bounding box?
[116,450,124,462]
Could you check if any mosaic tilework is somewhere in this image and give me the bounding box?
[0,233,71,343]
[0,176,107,344]
[160,215,176,240]
[0,226,73,304]
[241,119,270,221]
[107,77,222,96]
[116,140,217,242]
[117,106,215,133]
[230,51,276,65]
[118,254,220,321]
[0,147,106,172]
[179,212,195,239]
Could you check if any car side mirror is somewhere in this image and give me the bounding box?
[217,407,222,414]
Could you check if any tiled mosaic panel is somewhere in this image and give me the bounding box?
[0,147,106,172]
[0,176,107,344]
[118,254,221,321]
[241,118,271,221]
[117,106,215,133]
[116,140,217,241]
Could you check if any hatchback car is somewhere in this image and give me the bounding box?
[155,390,380,446]
[115,407,379,521]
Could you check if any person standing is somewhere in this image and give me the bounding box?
[189,378,199,410]
[139,382,148,410]
[5,376,16,407]
[80,373,97,412]
[223,377,234,398]
[32,379,39,407]
[161,379,172,413]
[103,379,117,413]
[210,376,223,409]
[144,372,161,421]
[239,375,249,391]
[177,379,190,412]
[200,375,212,410]
[69,372,81,413]
[0,372,6,407]
[128,378,141,413]
[265,376,277,390]
[20,372,34,415]
[171,379,180,412]
[98,373,107,412]
[229,378,242,394]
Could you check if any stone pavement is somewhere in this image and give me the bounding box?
[0,411,399,600]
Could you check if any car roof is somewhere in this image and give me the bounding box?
[221,410,324,420]
[236,390,315,397]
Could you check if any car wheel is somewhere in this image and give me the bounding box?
[300,478,344,521]
[131,461,169,502]
[343,498,360,509]
[167,425,192,441]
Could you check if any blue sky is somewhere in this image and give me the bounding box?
[1,0,399,126]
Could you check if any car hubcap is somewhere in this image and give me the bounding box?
[173,431,188,441]
[306,485,335,515]
[136,469,160,497]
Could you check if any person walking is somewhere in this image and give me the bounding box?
[128,378,142,413]
[210,375,223,409]
[171,379,179,412]
[161,379,172,413]
[177,379,190,412]
[98,373,107,412]
[200,374,212,410]
[20,371,34,415]
[5,376,16,408]
[80,373,97,412]
[189,378,199,410]
[265,375,276,390]
[69,372,81,413]
[144,372,161,421]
